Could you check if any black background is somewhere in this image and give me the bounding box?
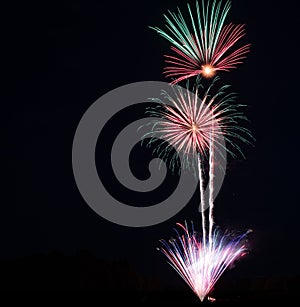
[2,0,299,302]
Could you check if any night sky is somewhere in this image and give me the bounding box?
[2,0,300,295]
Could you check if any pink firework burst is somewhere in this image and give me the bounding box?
[150,0,250,84]
[144,77,252,171]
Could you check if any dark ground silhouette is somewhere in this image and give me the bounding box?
[0,251,297,305]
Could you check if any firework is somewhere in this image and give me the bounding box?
[150,0,250,84]
[144,77,252,174]
[159,222,251,301]
[144,77,253,301]
[146,0,253,301]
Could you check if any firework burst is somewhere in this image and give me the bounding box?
[150,0,250,84]
[144,77,252,172]
[159,222,252,301]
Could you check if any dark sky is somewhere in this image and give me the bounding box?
[2,0,300,287]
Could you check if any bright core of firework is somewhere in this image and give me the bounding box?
[191,122,199,132]
[201,65,216,78]
[159,223,251,302]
